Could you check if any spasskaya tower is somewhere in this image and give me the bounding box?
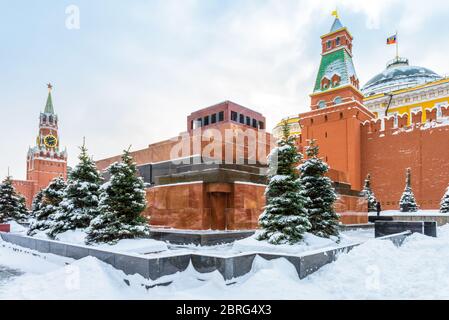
[13,84,68,208]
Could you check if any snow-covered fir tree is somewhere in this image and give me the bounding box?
[362,174,377,212]
[48,144,102,238]
[399,168,419,213]
[299,139,339,238]
[257,121,311,245]
[29,189,44,219]
[86,149,149,244]
[0,176,28,223]
[440,186,449,214]
[28,176,66,236]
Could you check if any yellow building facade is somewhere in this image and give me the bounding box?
[363,77,449,125]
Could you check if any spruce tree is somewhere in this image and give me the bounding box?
[362,174,377,212]
[28,177,66,236]
[86,149,149,244]
[399,168,419,212]
[299,140,339,238]
[440,186,449,214]
[48,144,102,238]
[0,176,28,223]
[257,122,311,245]
[30,189,44,219]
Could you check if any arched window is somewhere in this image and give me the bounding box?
[336,37,340,46]
[321,77,330,90]
[334,96,342,105]
[318,101,326,109]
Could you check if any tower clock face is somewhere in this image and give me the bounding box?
[44,135,58,148]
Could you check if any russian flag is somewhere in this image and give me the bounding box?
[387,34,397,45]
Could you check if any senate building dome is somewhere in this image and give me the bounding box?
[362,57,442,97]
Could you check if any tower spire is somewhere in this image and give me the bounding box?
[44,83,55,114]
[330,9,343,33]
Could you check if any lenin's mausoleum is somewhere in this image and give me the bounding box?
[13,15,449,230]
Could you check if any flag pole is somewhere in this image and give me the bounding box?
[396,31,399,59]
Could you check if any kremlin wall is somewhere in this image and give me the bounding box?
[361,107,449,210]
[11,14,449,230]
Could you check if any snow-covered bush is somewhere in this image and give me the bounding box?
[0,176,28,223]
[399,168,419,213]
[86,149,149,244]
[28,176,66,236]
[48,144,102,238]
[257,121,311,245]
[440,186,449,214]
[362,174,377,212]
[299,139,339,238]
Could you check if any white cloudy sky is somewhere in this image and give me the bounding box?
[1,0,449,179]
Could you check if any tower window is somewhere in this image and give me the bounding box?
[203,115,209,126]
[218,111,224,122]
[326,40,332,49]
[258,121,265,130]
[325,115,328,122]
[318,101,326,109]
[231,111,238,122]
[252,119,258,128]
[211,113,217,124]
[340,112,344,119]
[336,37,340,46]
[246,116,251,126]
[334,96,342,105]
[239,114,245,124]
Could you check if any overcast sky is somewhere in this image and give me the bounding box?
[2,0,449,179]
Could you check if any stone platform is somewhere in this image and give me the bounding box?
[369,212,449,226]
[375,221,437,238]
[0,231,410,282]
[149,229,255,246]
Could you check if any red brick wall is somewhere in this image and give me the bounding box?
[12,180,37,208]
[361,115,449,210]
[299,103,374,191]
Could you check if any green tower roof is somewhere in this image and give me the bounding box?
[313,48,357,93]
[44,83,54,114]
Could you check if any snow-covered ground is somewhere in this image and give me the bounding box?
[30,229,169,255]
[2,225,449,299]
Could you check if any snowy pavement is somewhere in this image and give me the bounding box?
[1,225,449,299]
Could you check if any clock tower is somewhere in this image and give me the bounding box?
[26,84,68,192]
